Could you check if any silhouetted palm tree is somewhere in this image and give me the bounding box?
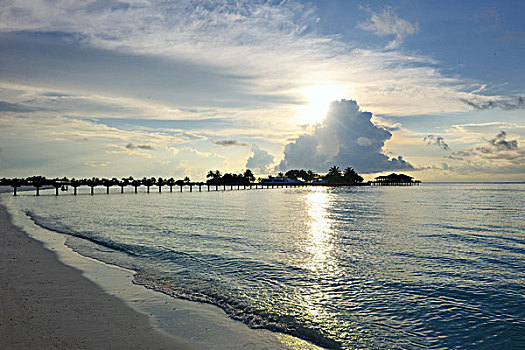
[343,167,363,183]
[243,169,255,183]
[328,166,341,177]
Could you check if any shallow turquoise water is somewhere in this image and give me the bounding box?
[9,183,525,349]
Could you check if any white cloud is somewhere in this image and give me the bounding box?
[0,0,487,117]
[245,145,275,175]
[357,137,372,146]
[279,99,413,174]
[357,6,419,41]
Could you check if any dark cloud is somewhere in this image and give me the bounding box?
[424,135,449,151]
[0,101,36,113]
[488,131,518,150]
[279,99,413,174]
[461,96,524,111]
[246,145,274,174]
[40,92,73,97]
[450,131,523,164]
[213,139,249,147]
[412,163,454,172]
[125,143,154,150]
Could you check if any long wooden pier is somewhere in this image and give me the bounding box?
[2,180,372,196]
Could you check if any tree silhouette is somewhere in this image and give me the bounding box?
[343,167,363,183]
[243,169,255,183]
[327,166,341,177]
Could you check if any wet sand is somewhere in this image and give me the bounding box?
[0,203,192,349]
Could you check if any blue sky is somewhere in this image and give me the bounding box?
[1,0,524,181]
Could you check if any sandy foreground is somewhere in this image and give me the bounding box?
[0,202,193,349]
[0,192,320,350]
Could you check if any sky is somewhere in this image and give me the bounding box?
[1,0,524,181]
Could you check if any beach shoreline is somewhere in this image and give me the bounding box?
[0,200,193,349]
[0,193,320,350]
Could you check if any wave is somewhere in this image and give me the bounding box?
[25,209,341,349]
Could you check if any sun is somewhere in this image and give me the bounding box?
[296,84,348,125]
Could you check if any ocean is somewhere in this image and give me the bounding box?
[5,183,525,349]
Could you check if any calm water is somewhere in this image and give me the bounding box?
[8,183,525,349]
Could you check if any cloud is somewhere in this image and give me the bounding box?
[125,143,154,150]
[460,96,525,110]
[450,130,523,164]
[424,135,449,151]
[0,101,36,113]
[246,145,275,175]
[85,160,109,167]
[279,99,413,173]
[0,1,490,117]
[357,6,419,41]
[212,139,249,147]
[487,131,518,151]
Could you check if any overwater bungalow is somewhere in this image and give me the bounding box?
[371,173,421,186]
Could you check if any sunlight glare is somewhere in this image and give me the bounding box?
[304,188,337,275]
[296,84,347,125]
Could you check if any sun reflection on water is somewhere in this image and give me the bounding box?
[303,188,338,276]
[299,188,345,336]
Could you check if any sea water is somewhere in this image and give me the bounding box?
[5,183,525,349]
